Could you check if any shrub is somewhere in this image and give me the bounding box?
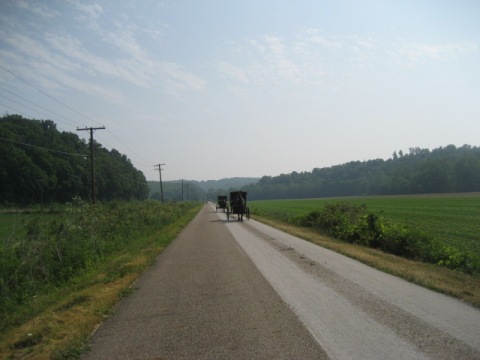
[290,202,480,275]
[315,202,366,241]
[0,199,199,327]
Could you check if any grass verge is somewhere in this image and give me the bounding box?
[0,205,201,360]
[252,215,480,309]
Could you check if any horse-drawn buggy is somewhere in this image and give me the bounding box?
[227,191,250,221]
[216,195,228,212]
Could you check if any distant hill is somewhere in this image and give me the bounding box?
[193,177,260,192]
[147,177,259,201]
[242,145,480,200]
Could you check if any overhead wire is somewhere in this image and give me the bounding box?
[0,85,78,127]
[0,135,88,158]
[1,65,156,173]
[0,101,33,118]
[0,93,70,124]
[0,65,155,185]
[0,101,71,134]
[0,64,102,126]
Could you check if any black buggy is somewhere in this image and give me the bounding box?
[227,191,250,222]
[216,195,228,212]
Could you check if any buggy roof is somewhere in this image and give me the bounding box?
[230,191,247,199]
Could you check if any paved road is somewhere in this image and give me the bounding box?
[82,204,480,359]
[81,204,328,359]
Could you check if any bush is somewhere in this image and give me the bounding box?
[292,202,479,275]
[0,199,199,326]
[315,202,366,241]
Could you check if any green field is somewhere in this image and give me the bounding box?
[250,193,480,254]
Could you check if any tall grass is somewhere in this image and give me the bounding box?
[0,198,200,331]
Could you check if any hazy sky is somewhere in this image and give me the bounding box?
[1,1,479,181]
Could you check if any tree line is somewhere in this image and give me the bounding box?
[148,180,206,202]
[242,145,480,200]
[3,115,479,205]
[0,115,149,205]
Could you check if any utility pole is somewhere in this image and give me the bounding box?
[181,179,184,201]
[77,126,105,204]
[154,163,165,202]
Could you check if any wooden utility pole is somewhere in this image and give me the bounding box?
[77,126,105,204]
[154,163,165,202]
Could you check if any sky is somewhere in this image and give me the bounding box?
[1,0,479,181]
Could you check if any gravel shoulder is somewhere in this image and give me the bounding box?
[226,211,480,360]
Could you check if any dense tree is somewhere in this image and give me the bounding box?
[243,145,480,200]
[0,115,149,205]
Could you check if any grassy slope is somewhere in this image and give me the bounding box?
[0,205,202,360]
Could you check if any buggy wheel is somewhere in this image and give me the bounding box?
[246,207,250,220]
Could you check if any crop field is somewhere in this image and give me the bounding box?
[250,193,480,254]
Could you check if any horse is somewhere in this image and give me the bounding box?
[233,195,246,221]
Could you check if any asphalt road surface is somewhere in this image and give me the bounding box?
[82,204,480,360]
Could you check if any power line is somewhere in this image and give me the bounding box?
[0,135,87,157]
[100,128,153,167]
[1,67,154,169]
[0,101,36,118]
[0,106,73,135]
[0,64,102,126]
[0,85,78,127]
[1,133,148,186]
[0,93,73,125]
[0,65,158,181]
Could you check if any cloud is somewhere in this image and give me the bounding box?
[218,31,346,89]
[301,29,343,49]
[264,35,303,83]
[217,62,250,84]
[45,32,154,88]
[70,1,103,20]
[218,35,307,87]
[15,0,61,20]
[40,62,126,104]
[161,63,206,94]
[392,41,479,67]
[3,32,81,75]
[46,31,205,94]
